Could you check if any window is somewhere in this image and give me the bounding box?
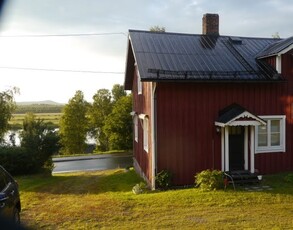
[134,115,138,142]
[255,115,286,153]
[143,117,149,152]
[135,63,142,94]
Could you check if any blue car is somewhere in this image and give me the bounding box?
[0,166,21,224]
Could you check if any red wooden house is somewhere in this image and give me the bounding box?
[124,14,293,188]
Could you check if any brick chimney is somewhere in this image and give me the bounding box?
[202,13,219,36]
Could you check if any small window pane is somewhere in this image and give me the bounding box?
[258,125,267,147]
[134,116,138,142]
[271,120,280,146]
[271,133,280,146]
[143,118,149,152]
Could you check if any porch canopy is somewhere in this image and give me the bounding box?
[214,103,266,173]
[215,103,266,127]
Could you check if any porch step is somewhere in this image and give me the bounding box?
[224,170,260,185]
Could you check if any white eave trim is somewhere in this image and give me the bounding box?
[215,111,266,127]
[257,43,293,59]
[278,43,293,55]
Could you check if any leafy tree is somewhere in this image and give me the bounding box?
[111,84,126,102]
[103,94,133,150]
[20,112,60,173]
[150,26,166,32]
[89,89,112,151]
[21,113,44,151]
[59,90,89,155]
[0,87,18,142]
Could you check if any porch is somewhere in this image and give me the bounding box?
[215,104,266,174]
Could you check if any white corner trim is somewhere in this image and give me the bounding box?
[276,55,282,74]
[151,82,157,190]
[278,43,293,55]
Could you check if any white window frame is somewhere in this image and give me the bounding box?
[255,115,286,153]
[143,117,149,152]
[135,63,142,95]
[134,115,138,142]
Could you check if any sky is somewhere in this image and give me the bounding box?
[0,0,292,103]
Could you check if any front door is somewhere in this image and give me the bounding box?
[229,126,244,171]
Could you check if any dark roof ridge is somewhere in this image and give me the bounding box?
[128,29,282,41]
[257,36,293,58]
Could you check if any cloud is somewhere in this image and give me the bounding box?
[0,0,292,102]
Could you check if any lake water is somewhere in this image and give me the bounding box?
[4,130,21,146]
[3,130,96,147]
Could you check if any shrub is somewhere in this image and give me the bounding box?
[132,182,147,194]
[284,173,293,183]
[155,170,172,189]
[0,146,55,176]
[0,146,35,175]
[195,169,224,191]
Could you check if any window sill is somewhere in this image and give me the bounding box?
[255,147,285,153]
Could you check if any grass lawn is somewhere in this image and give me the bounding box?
[17,169,293,229]
[10,113,62,127]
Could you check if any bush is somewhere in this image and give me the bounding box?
[155,170,172,189]
[0,146,55,176]
[284,173,293,183]
[195,169,224,191]
[132,182,147,194]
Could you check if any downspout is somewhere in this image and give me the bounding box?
[151,82,157,190]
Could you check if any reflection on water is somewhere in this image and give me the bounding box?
[3,130,21,146]
[3,130,96,146]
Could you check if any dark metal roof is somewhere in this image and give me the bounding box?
[217,103,246,124]
[126,30,284,87]
[215,103,266,126]
[257,36,293,58]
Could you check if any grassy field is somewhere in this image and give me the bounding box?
[17,169,293,229]
[9,113,62,128]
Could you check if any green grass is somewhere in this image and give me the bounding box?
[17,170,293,229]
[10,113,62,128]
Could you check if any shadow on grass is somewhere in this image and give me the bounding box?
[18,168,143,195]
[18,170,293,196]
[225,172,293,195]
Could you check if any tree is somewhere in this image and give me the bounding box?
[0,87,18,142]
[103,94,133,150]
[20,112,60,173]
[59,90,89,155]
[111,84,126,102]
[89,89,112,151]
[150,26,166,32]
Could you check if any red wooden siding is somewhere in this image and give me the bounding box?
[264,56,276,68]
[132,66,153,184]
[156,81,293,185]
[282,52,293,77]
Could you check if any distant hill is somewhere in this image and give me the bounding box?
[14,101,65,114]
[16,100,64,106]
